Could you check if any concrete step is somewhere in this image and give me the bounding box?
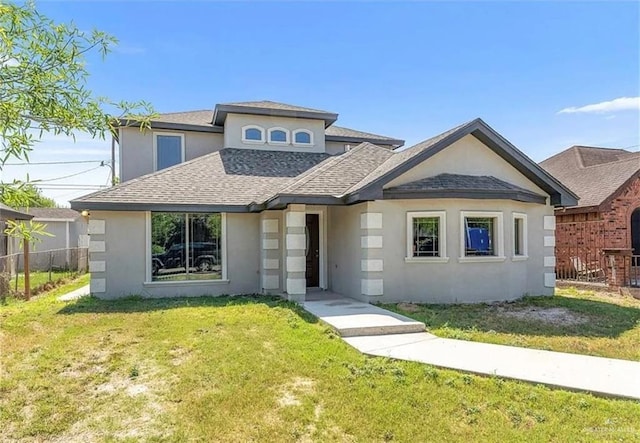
[303,297,426,337]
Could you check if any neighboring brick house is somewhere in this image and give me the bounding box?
[540,146,640,285]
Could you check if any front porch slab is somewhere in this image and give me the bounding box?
[303,294,426,337]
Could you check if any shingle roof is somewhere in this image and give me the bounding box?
[20,208,81,220]
[385,173,546,202]
[219,100,334,115]
[0,203,33,220]
[73,149,332,208]
[540,146,640,208]
[281,143,395,196]
[144,109,402,145]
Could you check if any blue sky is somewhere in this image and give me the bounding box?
[4,1,639,205]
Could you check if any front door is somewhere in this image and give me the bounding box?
[305,214,320,287]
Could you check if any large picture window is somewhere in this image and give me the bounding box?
[151,213,222,281]
[154,133,184,171]
[406,211,447,262]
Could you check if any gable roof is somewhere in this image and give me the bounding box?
[540,145,640,209]
[0,203,34,221]
[20,208,81,221]
[72,118,577,212]
[344,118,578,206]
[213,100,338,127]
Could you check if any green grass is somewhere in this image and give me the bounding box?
[384,287,640,361]
[14,270,79,294]
[1,292,639,441]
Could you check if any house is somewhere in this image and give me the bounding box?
[70,100,576,302]
[540,146,640,285]
[18,208,89,271]
[0,203,33,274]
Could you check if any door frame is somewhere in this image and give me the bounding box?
[306,209,327,289]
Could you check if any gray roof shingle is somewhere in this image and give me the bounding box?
[219,100,334,115]
[540,146,640,208]
[20,208,81,220]
[386,173,543,194]
[73,149,332,208]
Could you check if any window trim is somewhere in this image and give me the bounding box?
[405,211,449,263]
[267,127,290,145]
[512,212,528,261]
[145,212,227,284]
[292,129,314,146]
[241,125,265,144]
[153,132,185,171]
[459,211,505,263]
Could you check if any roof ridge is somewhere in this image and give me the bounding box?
[580,151,640,169]
[278,144,375,194]
[156,109,212,116]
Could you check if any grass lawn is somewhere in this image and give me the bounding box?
[384,287,640,361]
[1,291,639,441]
[13,271,80,295]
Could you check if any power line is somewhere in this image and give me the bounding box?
[3,159,107,166]
[37,165,105,183]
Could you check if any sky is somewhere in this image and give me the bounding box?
[3,1,639,206]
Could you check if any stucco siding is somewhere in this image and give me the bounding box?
[224,114,326,153]
[386,134,547,196]
[119,128,224,182]
[89,211,260,299]
[328,204,364,297]
[368,198,553,303]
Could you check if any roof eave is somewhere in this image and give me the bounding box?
[382,188,547,204]
[213,104,339,127]
[117,119,224,134]
[325,135,405,148]
[69,201,251,213]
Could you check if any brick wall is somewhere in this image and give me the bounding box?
[555,176,640,285]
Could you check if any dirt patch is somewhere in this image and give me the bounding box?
[277,377,316,407]
[168,347,192,366]
[496,306,588,326]
[397,303,422,313]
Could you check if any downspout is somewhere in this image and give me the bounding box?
[111,134,117,186]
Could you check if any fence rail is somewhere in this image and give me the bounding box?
[0,247,88,298]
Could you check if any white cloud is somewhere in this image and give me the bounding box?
[558,97,640,114]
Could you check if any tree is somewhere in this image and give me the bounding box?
[0,1,155,297]
[1,181,56,208]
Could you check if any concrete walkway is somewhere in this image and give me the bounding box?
[303,294,425,336]
[58,284,90,301]
[304,294,640,401]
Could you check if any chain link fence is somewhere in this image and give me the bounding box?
[0,247,88,298]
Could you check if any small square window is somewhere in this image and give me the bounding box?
[464,217,495,256]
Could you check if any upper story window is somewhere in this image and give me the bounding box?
[293,129,313,145]
[154,133,184,171]
[242,125,265,143]
[268,128,289,144]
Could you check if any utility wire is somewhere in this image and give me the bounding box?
[3,159,106,166]
[36,165,105,183]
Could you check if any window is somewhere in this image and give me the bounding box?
[268,127,289,144]
[513,213,528,258]
[242,125,265,143]
[293,129,313,145]
[154,133,184,171]
[150,213,223,281]
[406,211,447,262]
[460,211,504,260]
